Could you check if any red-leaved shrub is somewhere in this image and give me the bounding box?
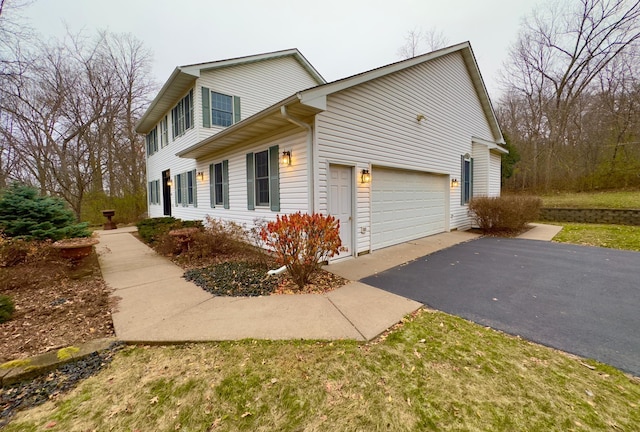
[259,212,342,289]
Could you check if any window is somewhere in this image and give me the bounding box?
[201,87,241,128]
[171,89,194,138]
[174,170,197,207]
[146,127,158,156]
[148,180,160,205]
[255,150,269,206]
[212,92,233,127]
[461,156,473,204]
[160,116,168,148]
[209,160,229,209]
[246,146,279,211]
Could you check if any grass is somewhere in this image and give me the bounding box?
[540,190,640,209]
[5,310,639,431]
[552,223,640,251]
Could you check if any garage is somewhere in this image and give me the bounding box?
[371,167,447,250]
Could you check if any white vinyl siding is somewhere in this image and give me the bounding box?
[196,56,321,141]
[489,153,502,196]
[315,50,496,251]
[145,55,320,219]
[471,143,488,197]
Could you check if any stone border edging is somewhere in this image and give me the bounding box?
[0,338,118,387]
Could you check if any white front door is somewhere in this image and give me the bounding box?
[329,165,353,259]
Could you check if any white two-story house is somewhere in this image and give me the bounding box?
[135,43,506,259]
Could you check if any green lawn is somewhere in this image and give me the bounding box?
[552,223,640,251]
[541,191,640,209]
[6,310,639,431]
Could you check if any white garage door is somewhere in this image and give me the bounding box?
[371,168,446,250]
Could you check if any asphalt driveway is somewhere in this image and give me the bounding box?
[361,237,640,376]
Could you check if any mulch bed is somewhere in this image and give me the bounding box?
[0,248,115,364]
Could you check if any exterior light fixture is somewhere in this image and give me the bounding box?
[166,179,173,187]
[281,150,292,166]
[196,171,204,182]
[361,169,371,183]
[416,113,426,122]
[451,178,459,188]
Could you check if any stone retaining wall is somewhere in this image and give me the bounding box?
[539,208,640,225]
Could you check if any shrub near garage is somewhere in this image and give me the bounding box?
[260,212,343,289]
[469,195,542,234]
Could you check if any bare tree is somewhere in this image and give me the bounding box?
[0,28,154,220]
[500,0,640,191]
[397,27,450,59]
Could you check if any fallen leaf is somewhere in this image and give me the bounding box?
[45,421,57,429]
[150,396,159,405]
[241,411,252,418]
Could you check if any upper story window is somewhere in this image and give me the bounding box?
[171,89,194,139]
[146,127,158,156]
[212,92,233,127]
[201,86,241,128]
[160,116,169,148]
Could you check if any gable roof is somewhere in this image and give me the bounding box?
[296,41,503,143]
[135,48,325,134]
[178,42,505,159]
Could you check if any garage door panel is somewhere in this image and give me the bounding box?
[371,168,446,250]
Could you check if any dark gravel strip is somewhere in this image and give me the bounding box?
[0,341,125,428]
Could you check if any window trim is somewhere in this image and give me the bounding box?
[209,160,229,209]
[201,86,241,128]
[174,170,197,207]
[246,145,279,211]
[171,89,194,139]
[160,116,169,148]
[148,180,160,205]
[254,150,270,207]
[461,155,474,205]
[146,127,158,156]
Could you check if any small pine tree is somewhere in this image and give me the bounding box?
[0,184,90,240]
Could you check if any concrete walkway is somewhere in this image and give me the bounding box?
[96,223,560,343]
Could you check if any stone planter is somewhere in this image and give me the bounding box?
[52,238,99,262]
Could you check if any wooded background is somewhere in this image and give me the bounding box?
[1,0,639,224]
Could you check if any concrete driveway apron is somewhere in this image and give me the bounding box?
[361,237,640,376]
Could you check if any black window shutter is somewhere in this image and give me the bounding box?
[222,160,230,209]
[269,145,280,212]
[202,87,210,128]
[246,153,255,210]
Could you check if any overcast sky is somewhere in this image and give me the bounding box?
[20,0,536,100]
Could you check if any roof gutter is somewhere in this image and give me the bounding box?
[280,105,315,213]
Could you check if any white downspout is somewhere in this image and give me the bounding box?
[280,106,315,213]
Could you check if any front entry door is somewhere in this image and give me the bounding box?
[329,165,353,259]
[162,169,171,216]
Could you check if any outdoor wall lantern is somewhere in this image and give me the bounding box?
[196,171,205,182]
[416,113,426,122]
[451,178,459,188]
[281,150,292,166]
[166,179,173,187]
[361,169,371,184]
